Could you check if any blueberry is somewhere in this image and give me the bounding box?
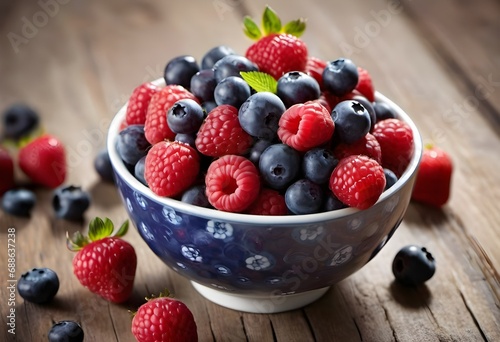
[302,147,338,184]
[214,76,251,108]
[1,189,36,217]
[285,179,324,215]
[331,100,371,144]
[392,245,436,286]
[48,320,84,342]
[175,133,196,148]
[384,168,398,190]
[348,94,376,131]
[1,104,40,140]
[167,99,205,134]
[116,124,150,165]
[201,45,236,70]
[93,148,114,183]
[134,156,148,186]
[202,101,218,114]
[181,185,212,208]
[52,185,91,221]
[322,58,359,97]
[247,139,273,165]
[213,55,258,83]
[277,71,320,108]
[190,69,217,102]
[238,92,286,140]
[18,267,59,304]
[164,55,199,89]
[259,143,301,190]
[323,193,347,211]
[373,101,396,122]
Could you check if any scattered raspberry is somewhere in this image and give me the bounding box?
[145,141,200,197]
[278,101,334,151]
[205,155,260,213]
[246,188,288,215]
[372,118,414,177]
[305,56,327,89]
[329,155,386,210]
[355,66,375,102]
[195,104,253,157]
[144,85,198,145]
[125,82,160,125]
[334,133,382,164]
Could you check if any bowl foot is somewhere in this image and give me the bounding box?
[191,282,330,313]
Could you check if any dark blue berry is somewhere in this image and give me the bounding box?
[277,71,320,108]
[214,76,251,108]
[302,147,338,185]
[134,156,148,186]
[374,101,396,122]
[323,193,347,211]
[18,267,59,304]
[164,55,199,89]
[202,101,217,114]
[392,245,436,286]
[331,100,371,144]
[259,144,301,190]
[94,148,114,183]
[238,92,286,140]
[48,320,84,342]
[1,189,36,217]
[384,168,398,190]
[167,99,204,134]
[247,139,273,165]
[285,179,324,215]
[213,55,258,83]
[201,45,236,70]
[52,185,91,221]
[322,58,359,97]
[190,69,216,102]
[174,133,196,148]
[181,185,212,208]
[349,94,376,130]
[116,124,150,165]
[1,104,40,140]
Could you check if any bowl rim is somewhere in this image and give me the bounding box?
[107,79,422,225]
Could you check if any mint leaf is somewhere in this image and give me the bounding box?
[240,71,278,93]
[283,18,307,37]
[262,6,282,35]
[243,16,262,40]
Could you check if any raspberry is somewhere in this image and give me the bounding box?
[278,101,334,152]
[372,118,414,177]
[246,188,287,215]
[355,67,375,102]
[195,104,253,157]
[205,155,260,213]
[144,85,198,145]
[305,56,327,89]
[333,133,382,164]
[125,82,160,125]
[329,155,386,210]
[144,141,200,197]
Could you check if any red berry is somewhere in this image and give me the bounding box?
[68,218,137,303]
[355,67,375,102]
[329,155,386,210]
[126,82,160,125]
[372,118,414,177]
[195,105,253,157]
[0,147,15,195]
[246,188,288,215]
[411,145,452,207]
[145,141,200,198]
[131,293,198,342]
[144,85,198,145]
[205,155,260,213]
[18,134,66,188]
[334,133,382,164]
[278,101,334,152]
[305,56,327,89]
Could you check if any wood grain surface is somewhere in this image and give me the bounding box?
[1,0,499,341]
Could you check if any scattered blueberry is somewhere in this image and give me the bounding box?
[18,267,59,304]
[238,92,286,140]
[302,147,338,184]
[214,76,251,108]
[181,185,212,208]
[116,124,150,165]
[190,69,217,102]
[374,101,396,122]
[277,71,320,108]
[259,143,301,190]
[1,103,40,140]
[134,156,148,186]
[93,148,114,183]
[285,179,324,215]
[213,55,258,83]
[164,55,199,89]
[392,245,436,286]
[52,185,91,221]
[384,168,398,190]
[48,320,84,342]
[1,189,36,217]
[323,193,347,211]
[167,99,205,134]
[331,100,371,144]
[322,58,359,97]
[201,45,236,70]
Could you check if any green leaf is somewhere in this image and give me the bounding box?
[66,231,89,251]
[88,217,114,241]
[243,16,262,40]
[283,18,307,37]
[262,6,282,35]
[240,71,278,93]
[114,220,129,238]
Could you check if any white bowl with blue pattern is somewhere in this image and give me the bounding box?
[107,86,422,313]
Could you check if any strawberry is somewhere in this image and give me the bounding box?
[0,147,15,195]
[125,82,160,126]
[18,134,66,188]
[244,6,308,80]
[355,67,375,102]
[131,290,198,342]
[411,144,453,207]
[67,217,137,303]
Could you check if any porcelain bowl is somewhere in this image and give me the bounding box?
[107,83,422,313]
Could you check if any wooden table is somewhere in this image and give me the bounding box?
[1,0,499,341]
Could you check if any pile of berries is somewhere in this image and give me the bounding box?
[117,6,415,214]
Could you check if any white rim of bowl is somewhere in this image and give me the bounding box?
[107,79,423,225]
